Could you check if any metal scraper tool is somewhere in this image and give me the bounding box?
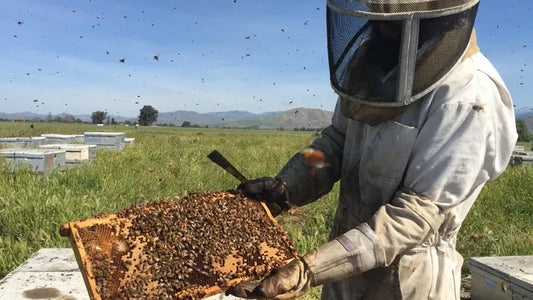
[207,150,248,184]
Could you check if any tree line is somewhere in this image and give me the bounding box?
[91,105,158,126]
[517,119,532,142]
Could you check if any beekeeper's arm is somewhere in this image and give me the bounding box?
[239,100,347,214]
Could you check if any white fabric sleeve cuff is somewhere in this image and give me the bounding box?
[303,223,385,286]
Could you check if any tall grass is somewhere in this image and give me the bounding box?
[0,122,531,300]
[458,165,533,268]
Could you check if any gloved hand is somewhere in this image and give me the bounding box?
[238,177,290,216]
[226,223,385,299]
[226,258,311,300]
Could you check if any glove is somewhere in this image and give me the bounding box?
[226,258,311,300]
[238,177,290,216]
[226,223,384,299]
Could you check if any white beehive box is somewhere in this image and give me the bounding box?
[0,248,241,300]
[41,134,84,144]
[39,144,97,165]
[84,132,125,150]
[0,148,66,172]
[0,249,89,300]
[72,134,84,143]
[0,137,46,148]
[124,137,135,146]
[469,256,533,300]
[510,152,533,166]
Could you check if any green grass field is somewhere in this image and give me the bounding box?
[0,122,532,299]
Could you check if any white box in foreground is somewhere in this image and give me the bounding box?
[469,256,533,300]
[0,148,66,171]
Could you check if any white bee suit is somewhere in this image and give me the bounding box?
[277,51,517,299]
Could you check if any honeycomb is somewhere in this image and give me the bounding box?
[60,190,298,299]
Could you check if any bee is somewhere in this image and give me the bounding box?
[473,104,484,111]
[299,148,328,175]
[470,233,482,241]
[153,55,159,61]
[112,240,129,254]
[119,58,125,63]
[501,282,507,292]
[288,207,298,215]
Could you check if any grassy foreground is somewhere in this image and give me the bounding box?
[0,122,532,300]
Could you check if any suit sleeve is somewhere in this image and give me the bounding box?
[276,99,347,207]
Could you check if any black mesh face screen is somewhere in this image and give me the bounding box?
[328,8,402,102]
[327,6,369,83]
[412,4,478,95]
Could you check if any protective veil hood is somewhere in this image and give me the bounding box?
[327,0,479,108]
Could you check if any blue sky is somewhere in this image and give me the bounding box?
[0,0,531,117]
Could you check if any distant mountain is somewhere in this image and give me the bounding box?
[156,110,279,126]
[217,108,333,130]
[0,111,47,120]
[157,108,332,129]
[515,107,533,119]
[0,108,331,130]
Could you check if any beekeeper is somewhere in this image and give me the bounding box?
[228,0,517,299]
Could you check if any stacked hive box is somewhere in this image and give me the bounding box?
[124,137,135,146]
[39,144,97,166]
[0,137,46,148]
[84,132,125,150]
[0,148,66,172]
[41,134,84,144]
[469,256,533,299]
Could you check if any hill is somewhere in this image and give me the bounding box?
[217,108,333,130]
[0,109,332,130]
[156,110,279,127]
